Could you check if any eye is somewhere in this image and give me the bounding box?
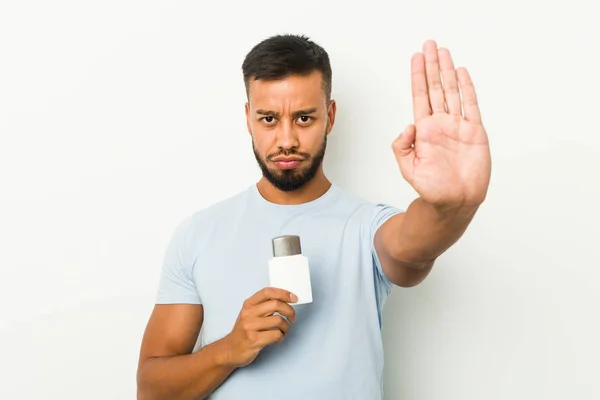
[260,116,277,125]
[297,116,313,125]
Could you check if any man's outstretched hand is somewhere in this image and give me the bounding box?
[392,40,491,212]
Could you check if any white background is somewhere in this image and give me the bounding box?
[1,0,599,399]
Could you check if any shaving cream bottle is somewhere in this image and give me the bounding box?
[268,235,313,304]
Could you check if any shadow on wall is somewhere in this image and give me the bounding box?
[322,99,376,194]
[322,114,352,190]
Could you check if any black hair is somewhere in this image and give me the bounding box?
[241,34,332,103]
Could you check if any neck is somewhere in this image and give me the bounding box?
[256,170,331,205]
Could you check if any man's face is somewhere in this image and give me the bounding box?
[245,71,336,192]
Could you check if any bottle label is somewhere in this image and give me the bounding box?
[268,256,312,304]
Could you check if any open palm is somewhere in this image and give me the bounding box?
[392,41,491,209]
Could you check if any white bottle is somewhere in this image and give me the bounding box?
[268,235,313,305]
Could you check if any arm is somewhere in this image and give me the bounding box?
[374,200,478,287]
[139,217,238,399]
[136,288,298,400]
[375,40,491,287]
[136,304,236,400]
[141,213,298,399]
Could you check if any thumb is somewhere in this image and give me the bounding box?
[392,124,416,157]
[392,124,416,183]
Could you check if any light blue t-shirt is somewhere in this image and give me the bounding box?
[156,183,402,399]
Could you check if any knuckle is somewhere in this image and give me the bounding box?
[445,82,459,93]
[286,304,296,316]
[276,331,284,342]
[464,96,478,106]
[431,80,442,90]
[271,288,287,299]
[248,330,258,342]
[241,321,251,332]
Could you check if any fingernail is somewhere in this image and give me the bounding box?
[290,293,298,302]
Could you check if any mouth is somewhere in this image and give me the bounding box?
[270,157,304,170]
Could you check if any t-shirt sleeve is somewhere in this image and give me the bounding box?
[155,216,202,305]
[370,203,404,293]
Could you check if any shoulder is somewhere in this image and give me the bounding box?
[189,187,251,223]
[332,186,403,225]
[168,186,253,252]
[328,185,372,214]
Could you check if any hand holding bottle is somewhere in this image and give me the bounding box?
[222,287,297,368]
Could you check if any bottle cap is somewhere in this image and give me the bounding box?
[272,235,302,257]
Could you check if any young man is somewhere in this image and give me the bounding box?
[136,34,491,399]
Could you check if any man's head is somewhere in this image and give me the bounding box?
[242,34,336,192]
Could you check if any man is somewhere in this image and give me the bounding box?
[136,34,491,399]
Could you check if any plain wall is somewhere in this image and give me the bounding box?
[1,0,599,398]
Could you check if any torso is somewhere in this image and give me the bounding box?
[182,184,397,399]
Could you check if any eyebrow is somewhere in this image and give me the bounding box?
[256,107,318,118]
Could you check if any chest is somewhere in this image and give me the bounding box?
[192,212,370,345]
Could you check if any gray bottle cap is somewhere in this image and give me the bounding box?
[272,235,302,257]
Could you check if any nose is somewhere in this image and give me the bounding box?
[275,119,299,150]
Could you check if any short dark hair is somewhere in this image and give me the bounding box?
[241,34,332,104]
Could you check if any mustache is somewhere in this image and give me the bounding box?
[266,149,311,161]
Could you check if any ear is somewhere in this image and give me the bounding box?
[245,102,251,135]
[326,99,337,135]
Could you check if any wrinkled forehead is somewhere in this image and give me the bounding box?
[247,71,327,111]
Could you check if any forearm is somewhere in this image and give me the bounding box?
[392,197,478,268]
[137,336,236,400]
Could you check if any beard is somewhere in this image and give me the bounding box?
[252,134,327,192]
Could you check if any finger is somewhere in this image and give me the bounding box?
[392,125,416,182]
[457,67,482,124]
[391,124,416,158]
[256,329,285,346]
[244,287,297,307]
[254,299,296,323]
[438,48,461,115]
[423,40,446,114]
[411,52,431,121]
[253,315,291,335]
